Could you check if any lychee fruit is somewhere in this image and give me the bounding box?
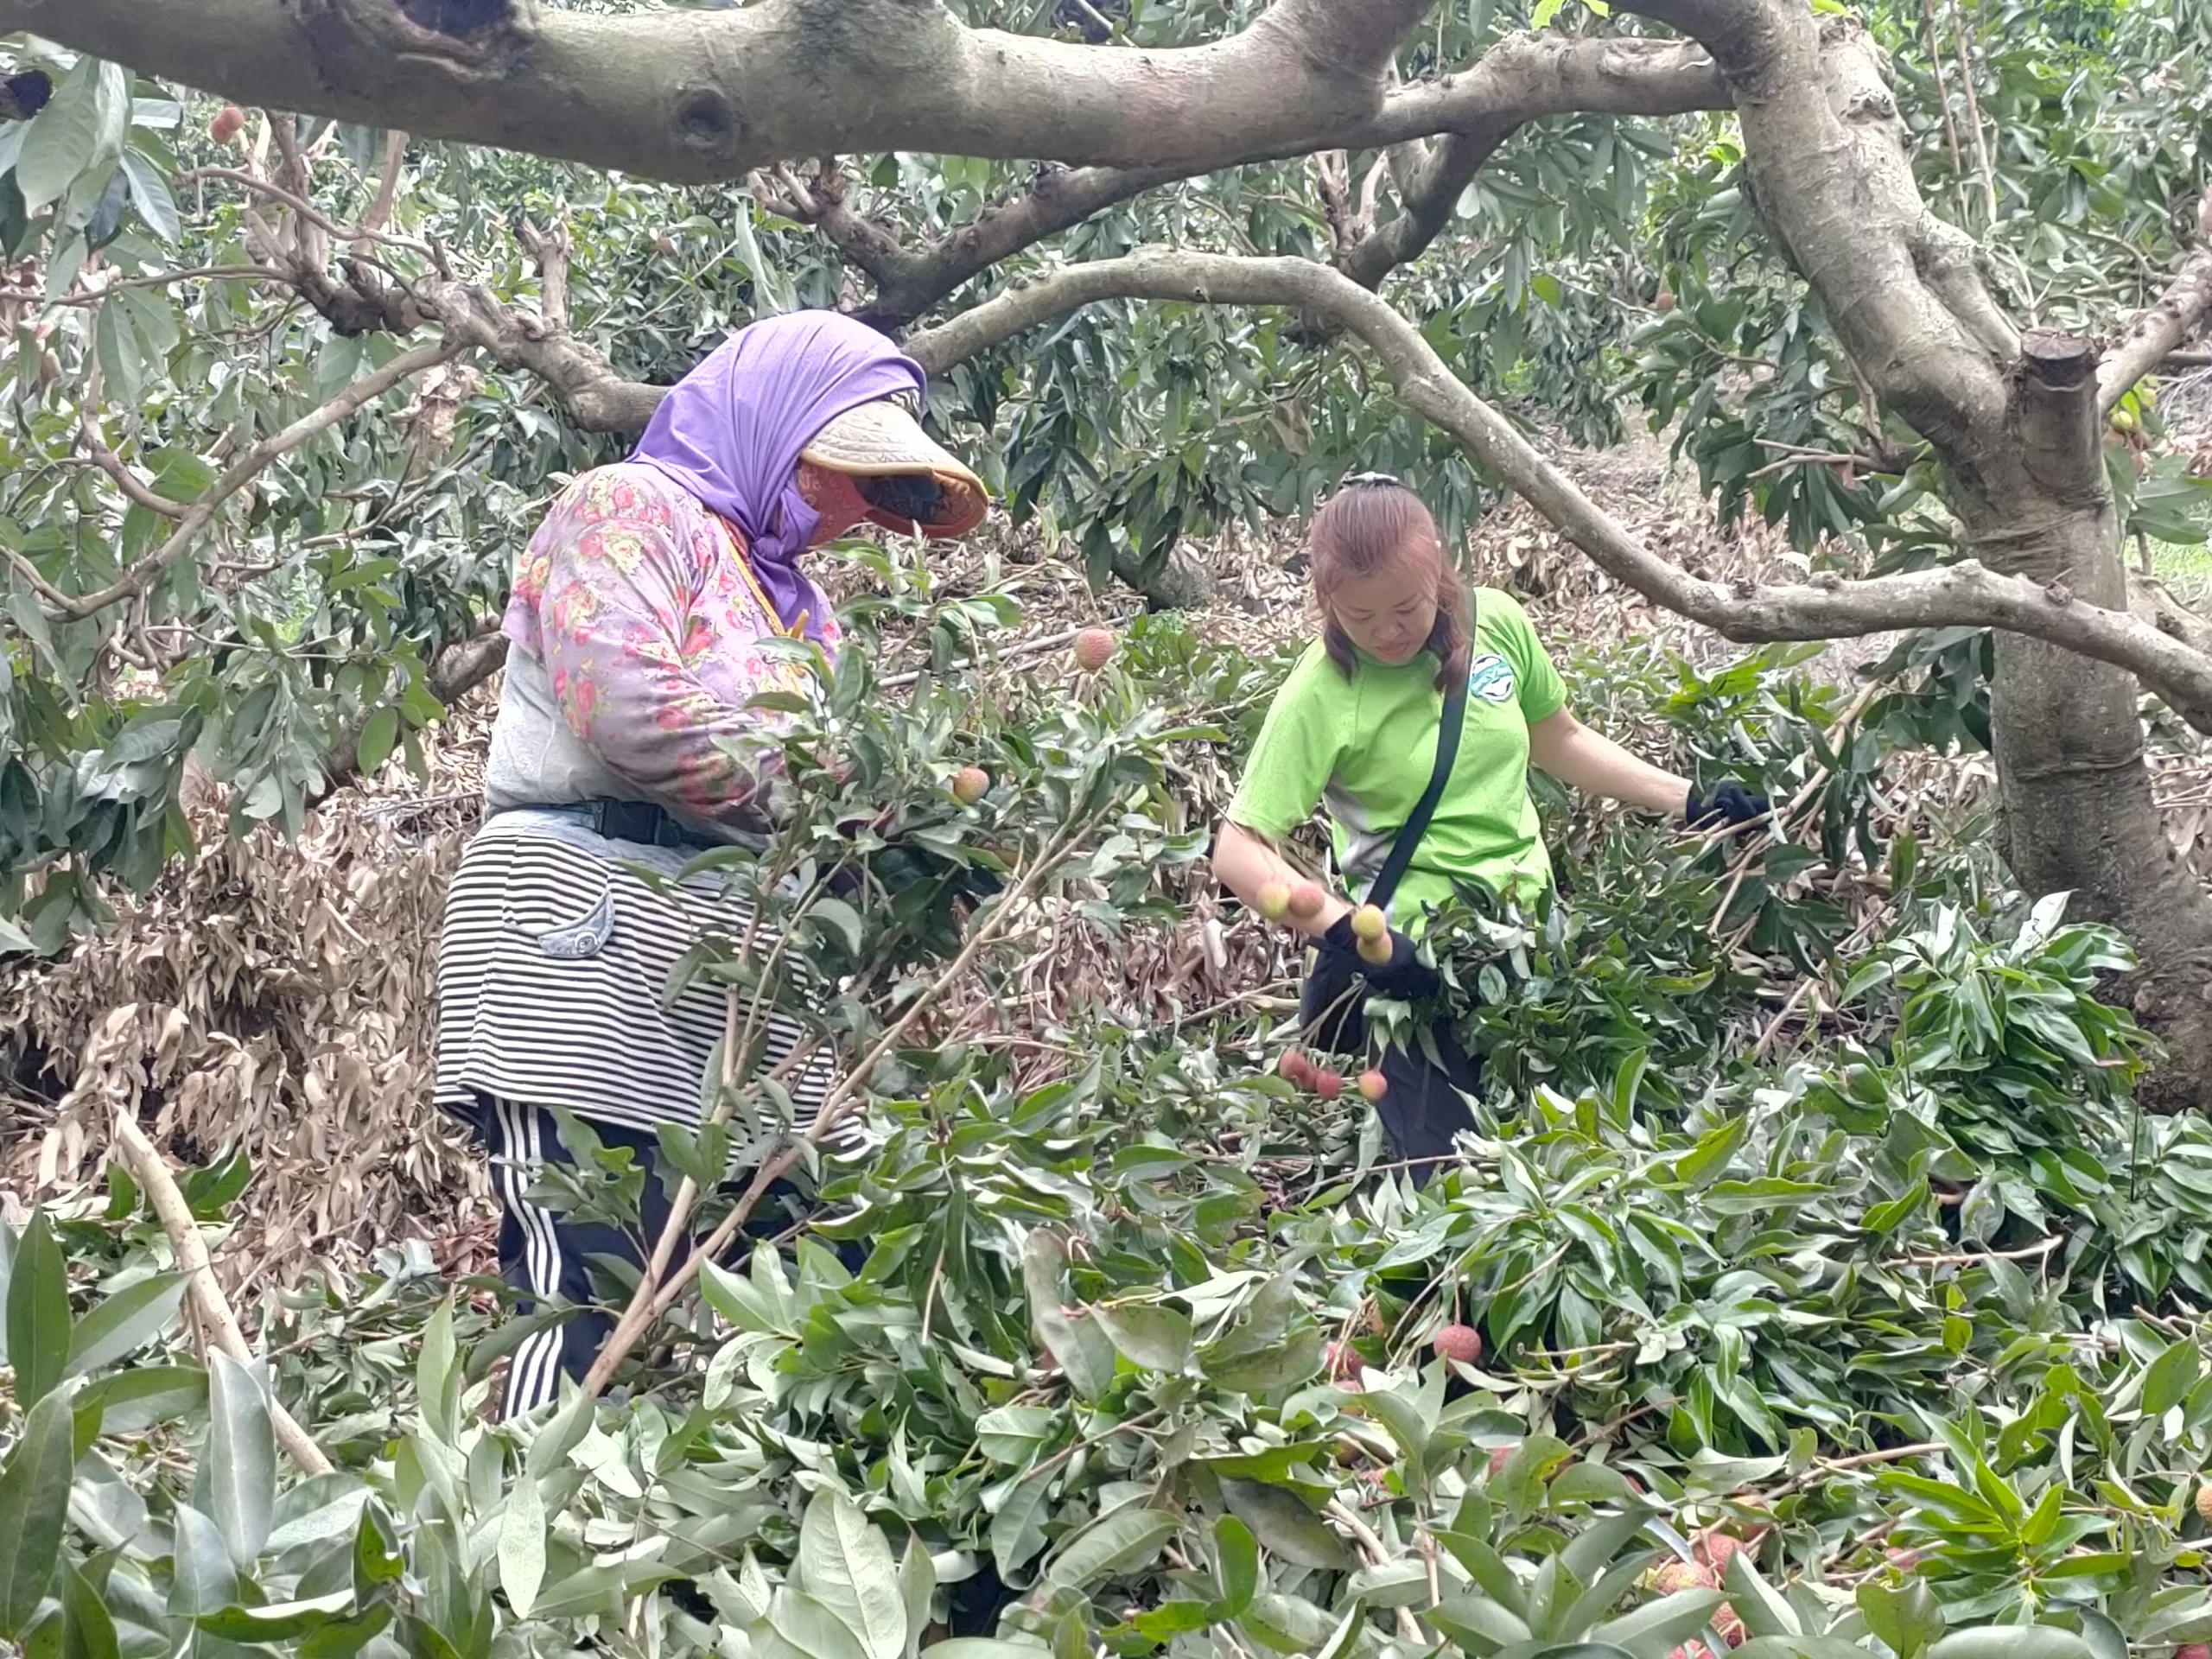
[1485,1444,1516,1478]
[1072,627,1117,672]
[1651,1560,1718,1596]
[1314,1069,1344,1102]
[1712,1603,1745,1646]
[653,233,677,257]
[950,766,988,805]
[2196,1480,2212,1522]
[1654,289,1676,314]
[1278,1051,1317,1089]
[1257,880,1291,920]
[209,105,246,145]
[2174,1645,2209,1659]
[1324,1341,1363,1386]
[1885,1548,1922,1573]
[1358,1070,1388,1103]
[1287,880,1327,918]
[1694,1531,1746,1575]
[1350,904,1387,942]
[1433,1324,1482,1366]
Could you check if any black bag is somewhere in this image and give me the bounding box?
[1300,677,1469,1053]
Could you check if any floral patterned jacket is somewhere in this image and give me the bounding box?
[500,463,842,824]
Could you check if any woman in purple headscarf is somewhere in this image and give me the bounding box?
[435,312,988,1416]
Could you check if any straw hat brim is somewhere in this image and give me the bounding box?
[801,397,989,539]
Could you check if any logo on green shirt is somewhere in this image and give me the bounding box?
[1467,652,1516,704]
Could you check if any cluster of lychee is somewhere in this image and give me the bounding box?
[1321,1319,1481,1392]
[941,631,1118,807]
[1278,1049,1386,1103]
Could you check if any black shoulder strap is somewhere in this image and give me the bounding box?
[1367,676,1468,910]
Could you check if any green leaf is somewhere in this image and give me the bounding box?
[17,59,127,213]
[6,1211,71,1408]
[168,1507,238,1618]
[1427,1591,1534,1651]
[1723,1550,1802,1639]
[1020,1231,1113,1401]
[2144,1336,2200,1418]
[974,1405,1060,1465]
[897,1534,933,1659]
[798,1489,906,1659]
[356,709,401,780]
[65,1272,187,1378]
[1044,1506,1179,1590]
[117,150,178,243]
[988,1467,1053,1577]
[0,1389,74,1637]
[498,1473,545,1619]
[1858,1579,1947,1658]
[61,1563,119,1659]
[1220,1478,1355,1572]
[1924,1633,2095,1659]
[206,1351,276,1566]
[196,1592,359,1643]
[1213,1516,1259,1616]
[1092,1302,1192,1372]
[765,1587,870,1659]
[1592,1588,1726,1652]
[73,1365,204,1437]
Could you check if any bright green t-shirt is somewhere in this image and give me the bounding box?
[1228,588,1567,927]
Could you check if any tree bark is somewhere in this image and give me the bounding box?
[1986,335,2212,1110]
[1621,0,2212,1108]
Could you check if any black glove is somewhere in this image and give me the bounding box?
[1320,914,1439,1001]
[1683,782,1770,834]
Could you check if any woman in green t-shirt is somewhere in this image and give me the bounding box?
[1214,474,1764,1176]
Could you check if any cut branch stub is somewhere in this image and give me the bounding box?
[2010,328,2108,509]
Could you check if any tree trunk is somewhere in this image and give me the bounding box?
[1113,542,1214,611]
[1975,333,2212,1109]
[1633,1,2212,1110]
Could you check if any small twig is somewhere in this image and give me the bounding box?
[1897,1236,2062,1269]
[110,1112,334,1477]
[355,130,410,261]
[41,337,458,622]
[76,355,189,521]
[1945,0,1999,226]
[1771,1440,1943,1499]
[1916,0,1964,176]
[880,626,1083,690]
[181,166,430,253]
[1325,1499,1426,1645]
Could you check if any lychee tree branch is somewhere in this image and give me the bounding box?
[900,248,2212,733]
[2098,245,2212,416]
[110,1111,335,1477]
[39,337,459,623]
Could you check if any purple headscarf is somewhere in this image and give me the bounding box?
[630,311,926,643]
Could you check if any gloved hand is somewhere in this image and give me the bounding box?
[1683,781,1770,835]
[1320,913,1439,1001]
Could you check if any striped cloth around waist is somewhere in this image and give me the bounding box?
[434,810,836,1150]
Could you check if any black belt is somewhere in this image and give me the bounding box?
[497,798,756,852]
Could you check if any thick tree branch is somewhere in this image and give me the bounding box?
[7,0,1426,181]
[904,249,2212,733]
[43,339,458,623]
[2099,247,2212,416]
[745,35,1721,326]
[1338,129,1508,289]
[10,3,1721,188]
